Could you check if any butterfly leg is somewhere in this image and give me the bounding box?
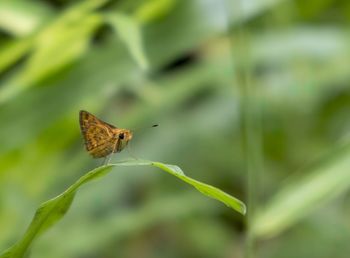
[105,154,113,165]
[105,141,118,165]
[101,156,108,166]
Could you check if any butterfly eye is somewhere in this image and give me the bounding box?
[119,133,125,140]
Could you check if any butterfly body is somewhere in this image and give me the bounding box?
[79,110,132,158]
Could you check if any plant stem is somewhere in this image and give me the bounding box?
[224,0,264,257]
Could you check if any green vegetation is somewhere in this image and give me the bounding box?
[1,161,245,258]
[1,0,350,257]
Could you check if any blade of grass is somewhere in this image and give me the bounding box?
[0,160,245,258]
[152,162,246,214]
[105,12,149,70]
[0,0,108,104]
[252,143,350,239]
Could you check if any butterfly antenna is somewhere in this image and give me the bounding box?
[131,124,159,132]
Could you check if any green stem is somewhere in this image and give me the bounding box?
[224,1,264,257]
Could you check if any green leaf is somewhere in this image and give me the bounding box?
[134,0,176,23]
[0,0,107,104]
[105,12,149,70]
[0,0,52,36]
[151,162,246,215]
[0,38,33,74]
[0,160,245,258]
[252,144,350,239]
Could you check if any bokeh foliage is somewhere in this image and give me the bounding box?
[1,161,245,258]
[0,0,350,257]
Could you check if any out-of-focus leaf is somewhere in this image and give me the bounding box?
[0,38,33,73]
[252,143,350,238]
[0,0,52,36]
[229,0,290,23]
[106,12,149,70]
[0,160,245,258]
[134,0,176,23]
[23,15,102,82]
[0,0,108,104]
[0,14,102,103]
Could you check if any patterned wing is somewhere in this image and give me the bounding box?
[79,110,118,158]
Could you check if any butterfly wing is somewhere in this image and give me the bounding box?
[79,110,118,158]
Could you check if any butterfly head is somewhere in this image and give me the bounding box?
[113,129,132,152]
[118,129,133,141]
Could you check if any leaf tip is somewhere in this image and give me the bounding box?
[241,204,247,215]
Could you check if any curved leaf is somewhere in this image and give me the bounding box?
[252,145,350,238]
[0,160,245,258]
[151,162,246,214]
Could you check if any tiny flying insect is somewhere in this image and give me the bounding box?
[79,110,157,164]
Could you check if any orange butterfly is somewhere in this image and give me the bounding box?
[79,110,133,162]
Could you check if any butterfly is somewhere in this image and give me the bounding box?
[79,110,133,162]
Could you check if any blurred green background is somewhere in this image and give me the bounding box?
[1,0,350,257]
